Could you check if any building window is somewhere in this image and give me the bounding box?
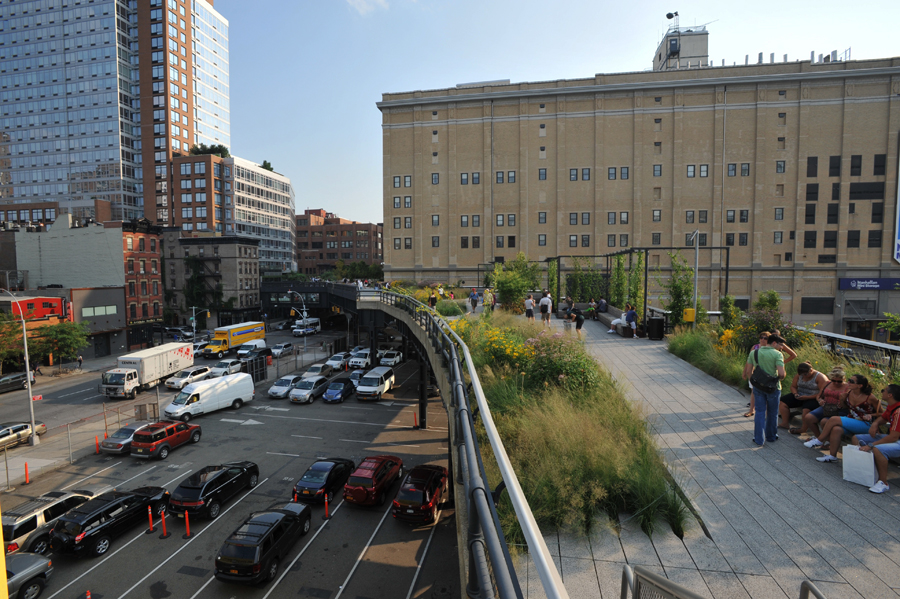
[405,238,412,249]
[405,176,411,187]
[608,235,616,247]
[620,212,629,225]
[873,203,884,224]
[699,210,708,224]
[653,165,662,177]
[608,212,616,225]
[608,167,616,180]
[539,168,547,180]
[686,211,695,224]
[727,163,736,177]
[621,167,629,180]
[128,282,135,296]
[432,173,439,185]
[508,171,516,183]
[405,217,412,228]
[473,215,480,227]
[497,236,505,248]
[538,234,546,246]
[461,173,469,185]
[726,210,735,223]
[774,231,783,244]
[776,160,785,174]
[740,210,749,223]
[394,238,401,250]
[582,168,590,181]
[847,230,860,248]
[497,214,504,227]
[687,165,695,178]
[652,210,661,222]
[700,164,708,178]
[432,236,440,248]
[827,203,839,224]
[804,231,817,248]
[508,214,516,227]
[581,235,590,247]
[620,234,628,247]
[652,233,661,245]
[472,236,480,248]
[774,208,784,221]
[850,155,862,177]
[569,213,578,226]
[829,156,841,177]
[807,156,818,178]
[393,197,401,209]
[739,233,748,246]
[496,171,504,184]
[538,212,546,224]
[874,154,887,176]
[461,236,468,248]
[472,172,480,185]
[405,196,412,208]
[726,233,734,246]
[393,176,400,188]
[508,236,516,248]
[805,204,816,225]
[821,230,838,248]
[461,215,469,227]
[570,169,578,181]
[393,217,401,229]
[582,212,590,225]
[806,184,819,202]
[741,163,750,176]
[432,215,439,226]
[569,235,577,247]
[698,234,707,246]
[869,230,883,248]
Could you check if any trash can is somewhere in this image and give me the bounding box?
[648,318,665,341]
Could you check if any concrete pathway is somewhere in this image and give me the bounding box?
[514,317,900,599]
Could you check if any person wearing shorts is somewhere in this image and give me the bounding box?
[853,383,900,494]
[569,306,586,338]
[524,294,535,322]
[625,305,638,338]
[538,292,552,327]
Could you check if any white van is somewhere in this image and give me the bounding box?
[236,339,266,359]
[356,366,395,401]
[164,373,255,422]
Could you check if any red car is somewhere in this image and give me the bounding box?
[343,455,403,507]
[392,465,449,524]
[130,420,201,459]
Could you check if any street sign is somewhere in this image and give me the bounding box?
[32,395,42,401]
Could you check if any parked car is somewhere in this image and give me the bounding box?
[0,422,47,450]
[243,347,273,362]
[236,340,267,359]
[380,351,403,367]
[214,502,311,584]
[129,420,201,459]
[322,379,354,403]
[293,458,354,503]
[49,487,170,557]
[271,343,294,358]
[209,359,243,378]
[343,455,403,507]
[165,366,211,390]
[349,346,366,354]
[303,363,333,379]
[100,422,152,455]
[291,326,317,337]
[325,353,352,370]
[192,342,209,357]
[348,369,365,388]
[392,464,449,524]
[274,321,293,331]
[347,351,372,369]
[5,553,53,599]
[289,376,328,404]
[267,375,304,399]
[168,327,194,340]
[2,484,111,555]
[169,462,259,520]
[0,372,33,394]
[164,374,255,421]
[356,367,395,401]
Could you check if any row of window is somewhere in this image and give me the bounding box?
[124,237,157,253]
[803,230,882,249]
[807,155,887,178]
[128,281,160,297]
[129,302,161,320]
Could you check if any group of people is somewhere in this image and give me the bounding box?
[607,303,638,338]
[744,331,900,494]
[465,288,496,313]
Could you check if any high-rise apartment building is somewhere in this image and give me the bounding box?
[0,0,229,225]
[378,47,900,338]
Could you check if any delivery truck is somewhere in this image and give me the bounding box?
[201,321,265,359]
[98,342,193,399]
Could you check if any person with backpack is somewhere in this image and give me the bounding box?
[742,334,787,446]
[429,291,438,309]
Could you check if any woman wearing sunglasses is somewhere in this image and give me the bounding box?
[804,374,881,461]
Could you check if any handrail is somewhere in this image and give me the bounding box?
[362,290,569,599]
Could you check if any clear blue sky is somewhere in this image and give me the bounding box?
[216,0,900,225]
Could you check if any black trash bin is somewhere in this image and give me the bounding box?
[647,318,665,341]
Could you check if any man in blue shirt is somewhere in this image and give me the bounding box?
[625,306,638,338]
[468,288,479,313]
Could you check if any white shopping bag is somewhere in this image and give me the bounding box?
[842,445,877,487]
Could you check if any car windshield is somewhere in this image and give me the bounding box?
[308,367,321,373]
[296,381,315,390]
[214,361,230,369]
[110,427,138,439]
[396,487,424,504]
[207,339,225,347]
[273,378,292,387]
[173,370,191,378]
[330,355,344,362]
[352,352,367,358]
[360,377,379,387]
[384,353,396,358]
[172,391,191,405]
[348,476,373,488]
[350,372,362,380]
[238,345,254,351]
[101,372,125,385]
[301,470,327,483]
[327,382,345,391]
[218,542,258,560]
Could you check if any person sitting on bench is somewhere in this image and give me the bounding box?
[607,304,630,334]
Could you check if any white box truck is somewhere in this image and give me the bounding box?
[98,343,194,399]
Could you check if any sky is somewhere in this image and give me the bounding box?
[216,0,900,225]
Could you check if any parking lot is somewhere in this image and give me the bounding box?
[1,357,459,599]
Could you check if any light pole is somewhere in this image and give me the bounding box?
[188,306,210,341]
[288,290,308,358]
[1,288,39,445]
[689,230,699,330]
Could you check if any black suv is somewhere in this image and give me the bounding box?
[49,487,169,557]
[215,502,311,585]
[169,462,259,520]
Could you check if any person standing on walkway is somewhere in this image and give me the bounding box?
[524,294,535,322]
[77,355,84,370]
[483,289,493,312]
[33,363,42,376]
[568,305,586,338]
[853,383,900,494]
[469,288,478,313]
[743,331,771,418]
[429,291,437,309]
[538,291,552,328]
[742,333,786,446]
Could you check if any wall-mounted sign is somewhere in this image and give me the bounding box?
[839,278,900,291]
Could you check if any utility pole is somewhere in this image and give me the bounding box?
[1,289,39,445]
[288,290,308,359]
[188,306,210,341]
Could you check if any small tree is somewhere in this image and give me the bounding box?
[0,311,23,374]
[658,251,694,327]
[508,252,541,289]
[492,263,529,311]
[609,255,627,308]
[548,258,558,301]
[31,321,91,371]
[719,295,741,330]
[754,290,782,312]
[261,160,274,172]
[189,143,230,158]
[627,251,644,315]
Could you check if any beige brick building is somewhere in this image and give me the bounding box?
[378,55,900,339]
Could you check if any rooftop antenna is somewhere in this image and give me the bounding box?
[666,11,679,30]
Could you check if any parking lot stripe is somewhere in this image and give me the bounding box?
[255,413,423,429]
[405,509,441,599]
[161,469,192,488]
[386,443,421,448]
[61,464,117,489]
[115,466,156,488]
[187,574,215,599]
[333,504,393,599]
[339,439,368,443]
[340,406,373,410]
[115,477,271,599]
[267,452,300,457]
[260,500,347,599]
[291,434,323,439]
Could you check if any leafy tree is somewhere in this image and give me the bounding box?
[189,143,230,158]
[491,263,530,311]
[719,295,742,330]
[658,251,694,327]
[507,252,541,289]
[610,255,627,308]
[754,290,782,312]
[548,258,558,301]
[261,160,274,172]
[31,321,91,372]
[0,311,23,374]
[627,251,644,315]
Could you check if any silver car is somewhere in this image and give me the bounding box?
[268,375,304,399]
[303,363,333,379]
[271,342,294,358]
[165,366,211,390]
[209,359,243,378]
[100,422,151,455]
[6,552,53,599]
[289,376,328,404]
[0,422,47,451]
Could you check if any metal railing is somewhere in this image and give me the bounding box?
[621,565,828,599]
[363,289,568,599]
[799,327,900,371]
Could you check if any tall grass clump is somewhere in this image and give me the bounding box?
[435,300,465,317]
[452,312,689,539]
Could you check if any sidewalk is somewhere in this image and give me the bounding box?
[514,318,900,599]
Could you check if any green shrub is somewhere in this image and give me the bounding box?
[718,295,741,331]
[435,300,464,317]
[754,290,782,311]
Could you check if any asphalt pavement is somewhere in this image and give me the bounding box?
[1,356,459,599]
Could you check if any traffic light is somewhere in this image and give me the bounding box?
[206,311,211,318]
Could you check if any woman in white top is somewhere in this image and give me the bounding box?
[524,294,535,322]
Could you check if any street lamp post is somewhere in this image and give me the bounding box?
[288,290,308,358]
[1,288,39,445]
[689,230,699,331]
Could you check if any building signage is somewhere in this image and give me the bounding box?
[839,278,900,290]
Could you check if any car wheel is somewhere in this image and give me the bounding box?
[157,446,170,460]
[207,501,221,519]
[217,351,223,359]
[302,516,311,535]
[153,500,167,516]
[377,491,386,506]
[180,413,191,423]
[30,535,50,555]
[325,490,333,503]
[92,535,111,557]
[17,577,44,599]
[248,473,258,488]
[190,431,201,444]
[266,558,279,582]
[232,399,243,409]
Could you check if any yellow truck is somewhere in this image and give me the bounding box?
[201,322,265,359]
